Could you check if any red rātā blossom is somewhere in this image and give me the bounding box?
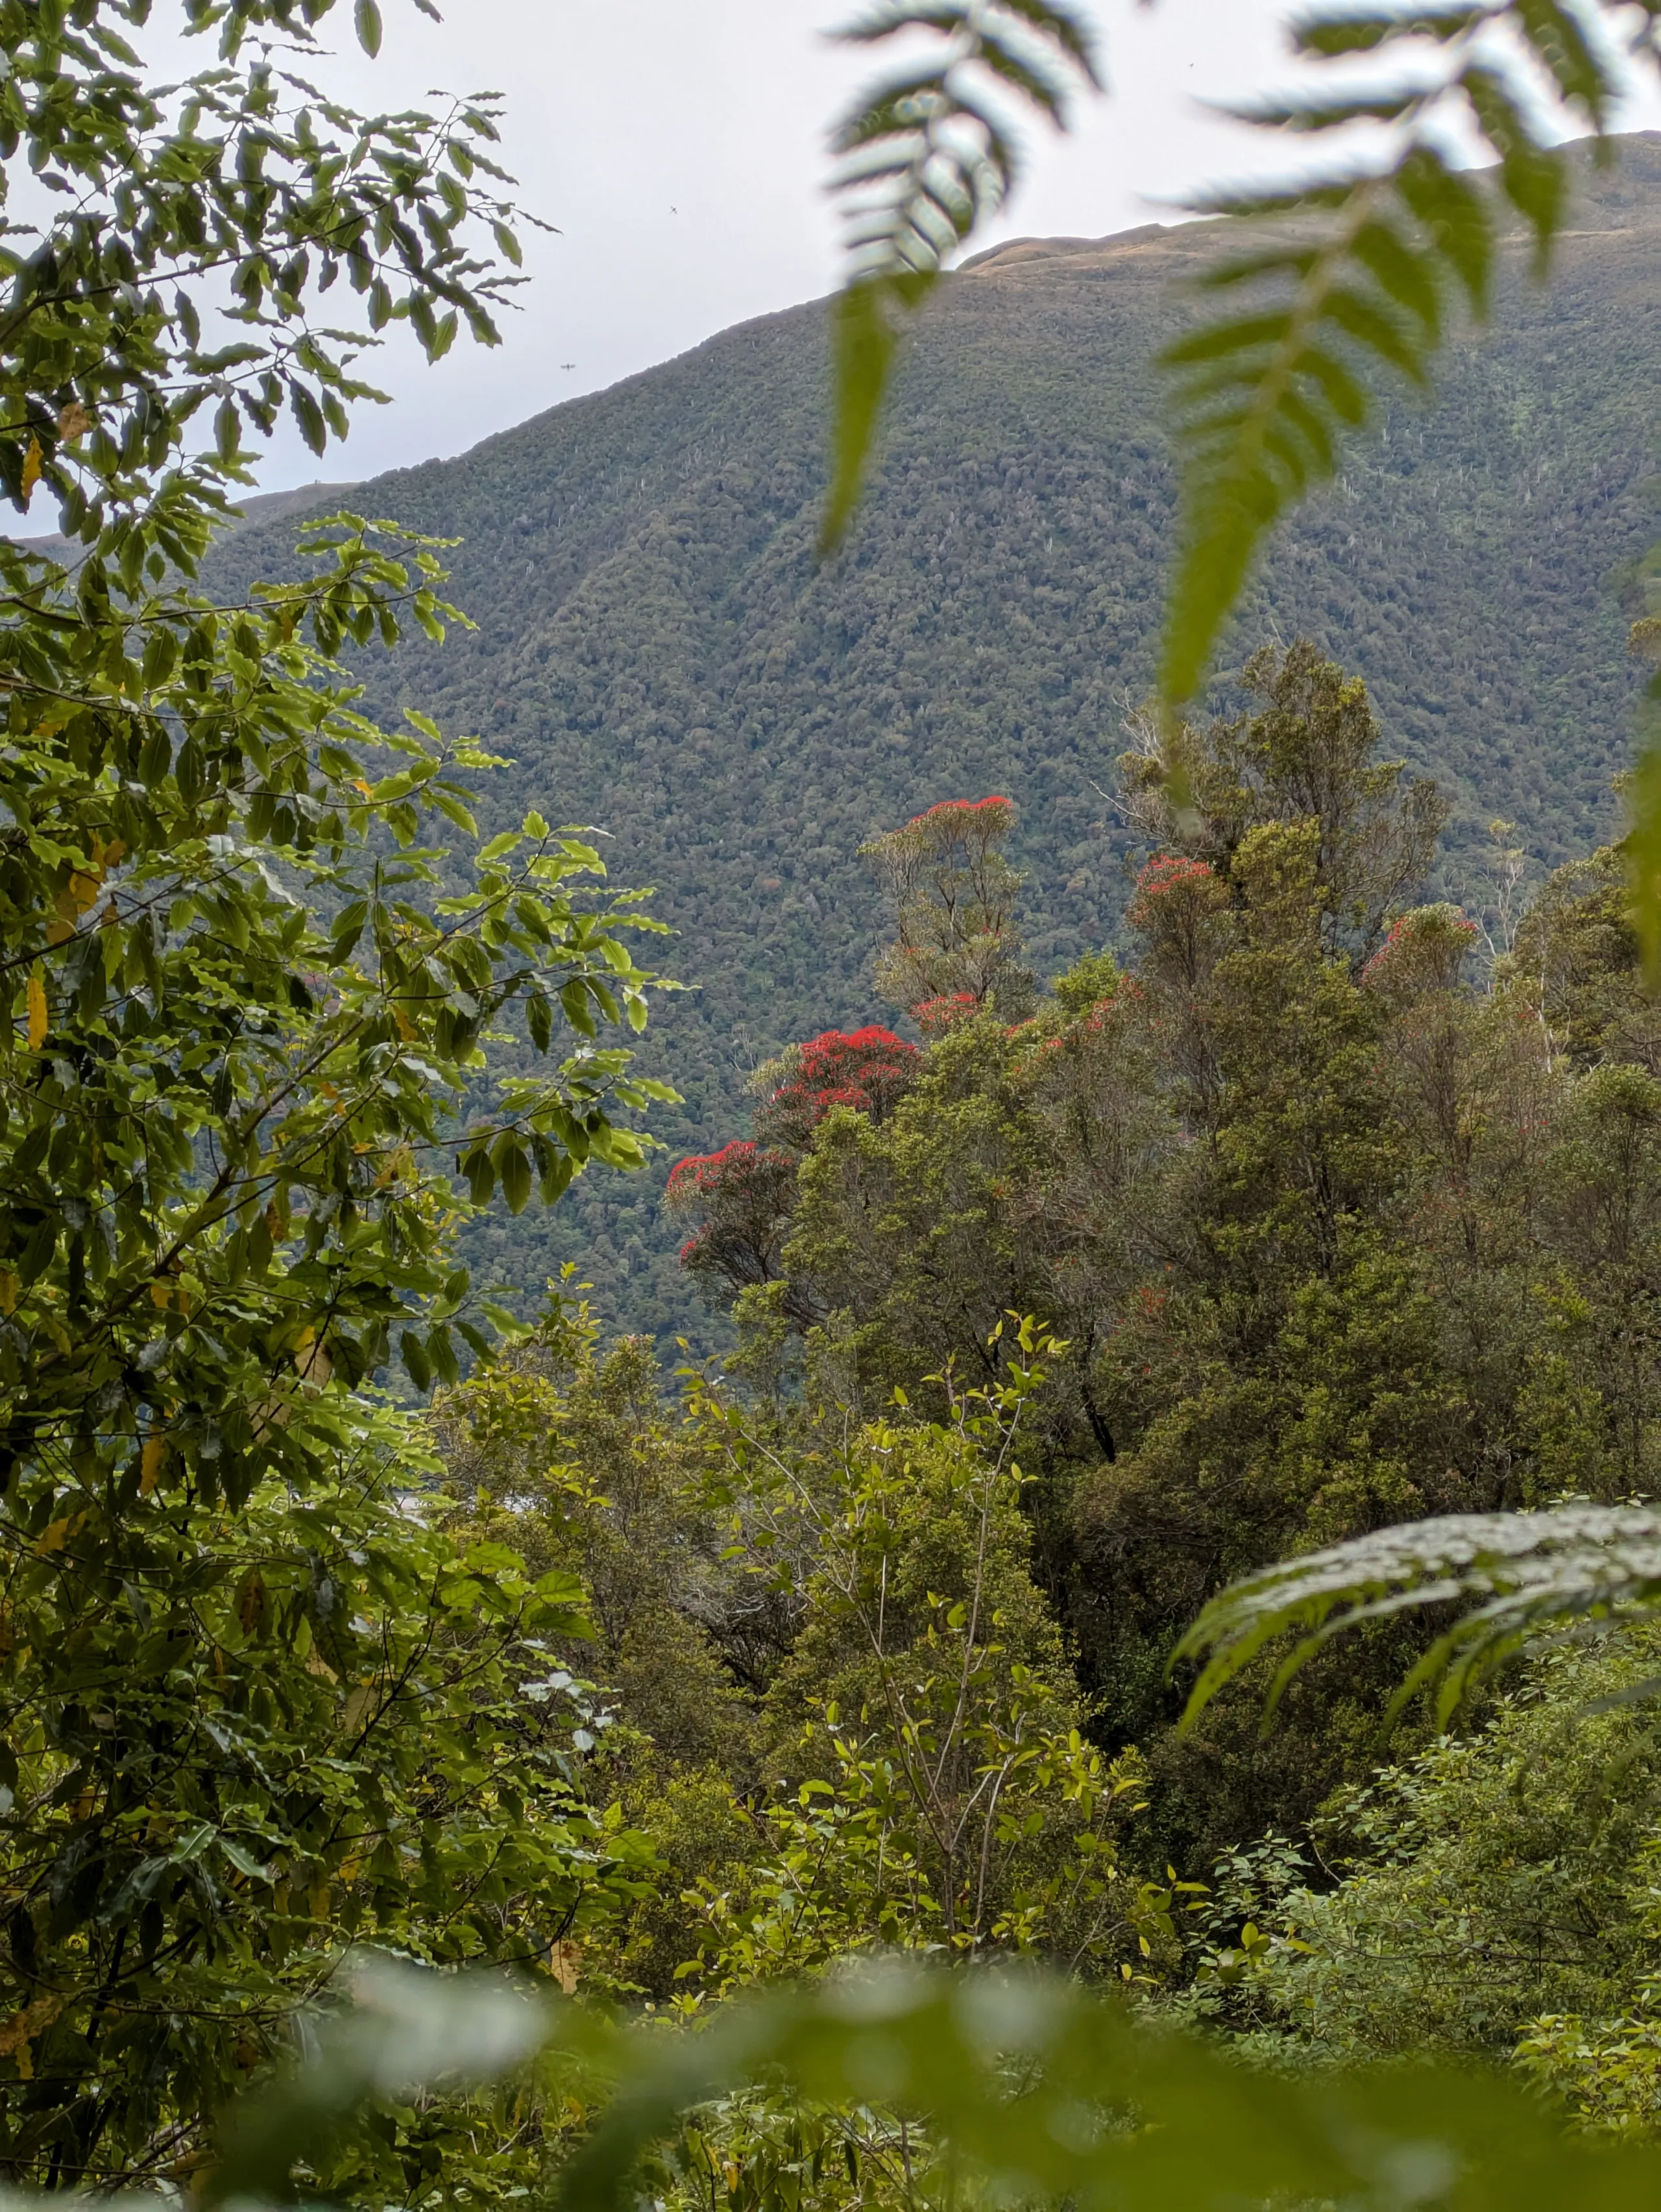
[753,1025,919,1151]
[1125,853,1217,930]
[670,1030,923,1300]
[665,1139,799,1300]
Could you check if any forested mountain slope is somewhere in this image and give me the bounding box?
[213,132,1661,1344]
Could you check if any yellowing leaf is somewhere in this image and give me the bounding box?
[19,436,42,505]
[294,1335,333,1388]
[25,963,47,1051]
[250,1394,289,1440]
[0,1993,64,2073]
[0,1271,18,1318]
[149,1282,172,1309]
[375,1143,413,1189]
[139,1436,165,1494]
[34,1511,85,1557]
[549,1938,581,1994]
[55,400,91,441]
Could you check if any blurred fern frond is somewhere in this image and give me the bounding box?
[1174,1501,1661,1729]
[822,0,1098,548]
[1159,0,1660,709]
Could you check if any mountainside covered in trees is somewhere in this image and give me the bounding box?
[213,132,1661,1344]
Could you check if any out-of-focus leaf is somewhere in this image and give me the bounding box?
[1157,0,1640,708]
[209,1952,550,2204]
[550,1958,1661,2212]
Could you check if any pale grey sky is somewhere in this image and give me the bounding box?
[173,0,1661,489]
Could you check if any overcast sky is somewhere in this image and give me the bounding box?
[195,0,1661,491]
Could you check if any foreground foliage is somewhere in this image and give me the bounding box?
[194,1950,1661,2211]
[1183,1631,1661,2131]
[0,0,672,2183]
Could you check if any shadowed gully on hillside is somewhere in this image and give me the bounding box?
[210,132,1661,1346]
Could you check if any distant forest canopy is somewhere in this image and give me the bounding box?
[206,132,1661,1348]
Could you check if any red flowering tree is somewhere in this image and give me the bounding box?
[861,795,1036,1020]
[753,1024,920,1150]
[669,1028,922,1311]
[913,993,980,1036]
[664,1140,800,1304]
[1125,852,1231,992]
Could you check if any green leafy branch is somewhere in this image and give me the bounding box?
[0,0,540,546]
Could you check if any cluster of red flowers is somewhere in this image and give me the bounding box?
[786,1026,917,1110]
[1133,853,1213,896]
[670,1032,927,1280]
[759,1026,919,1148]
[903,795,1013,831]
[665,1137,801,1289]
[913,993,980,1034]
[666,1139,763,1204]
[1126,853,1218,933]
